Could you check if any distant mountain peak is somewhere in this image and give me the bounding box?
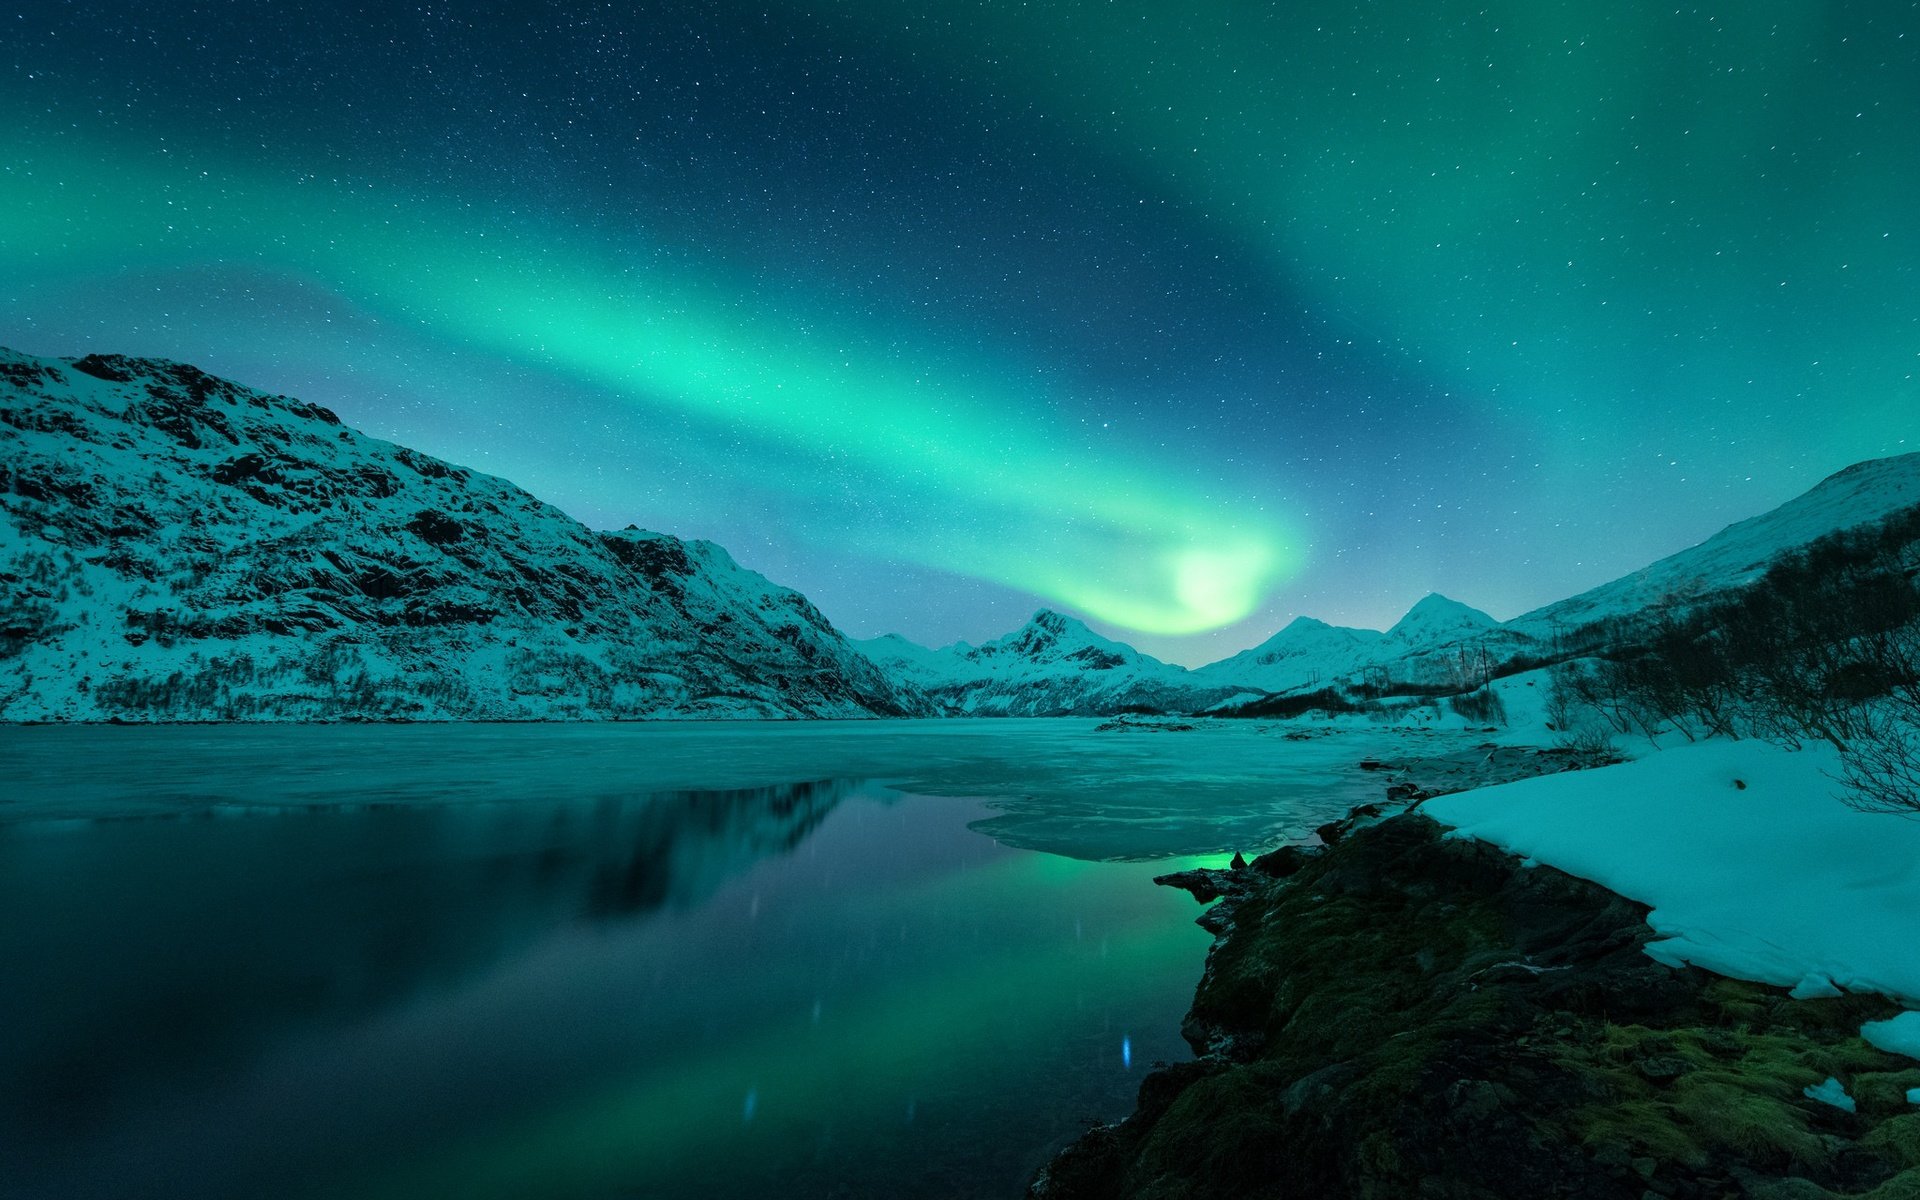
[1387,592,1496,638]
[1017,607,1093,642]
[853,609,1239,715]
[1815,451,1920,487]
[985,608,1118,663]
[1407,591,1473,613]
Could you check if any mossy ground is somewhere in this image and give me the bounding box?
[1033,814,1920,1200]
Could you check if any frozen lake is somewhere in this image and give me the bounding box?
[0,719,1493,1199]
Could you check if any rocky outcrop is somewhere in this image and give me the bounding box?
[1035,813,1920,1200]
[0,347,931,721]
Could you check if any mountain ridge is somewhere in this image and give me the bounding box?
[1506,451,1920,643]
[887,447,1920,706]
[856,607,1249,716]
[6,345,1916,721]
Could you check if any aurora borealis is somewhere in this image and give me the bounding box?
[4,1,1915,661]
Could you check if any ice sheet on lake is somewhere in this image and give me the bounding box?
[0,719,1498,860]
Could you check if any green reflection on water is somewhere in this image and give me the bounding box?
[351,841,1219,1200]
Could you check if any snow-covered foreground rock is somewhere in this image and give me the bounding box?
[0,348,928,720]
[1426,740,1920,1015]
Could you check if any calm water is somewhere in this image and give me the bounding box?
[0,720,1483,1199]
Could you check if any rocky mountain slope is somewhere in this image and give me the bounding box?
[8,344,1914,724]
[0,347,930,721]
[856,610,1249,716]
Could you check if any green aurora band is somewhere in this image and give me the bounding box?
[0,123,1301,636]
[802,0,1919,464]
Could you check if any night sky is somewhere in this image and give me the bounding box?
[3,1,1915,664]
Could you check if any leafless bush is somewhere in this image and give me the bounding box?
[1837,704,1920,815]
[1447,684,1507,726]
[1833,619,1920,815]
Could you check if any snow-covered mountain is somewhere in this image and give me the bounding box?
[1383,592,1496,645]
[1189,456,1920,701]
[1506,453,1920,644]
[9,344,1913,724]
[0,348,930,721]
[1377,593,1536,688]
[857,610,1248,716]
[1190,615,1385,695]
[1189,593,1529,698]
[865,591,1534,715]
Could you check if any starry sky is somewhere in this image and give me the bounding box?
[3,1,1916,664]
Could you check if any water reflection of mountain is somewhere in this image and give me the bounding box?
[0,778,862,1155]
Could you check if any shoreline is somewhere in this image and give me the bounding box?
[1031,751,1920,1200]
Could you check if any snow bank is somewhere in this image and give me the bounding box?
[1863,1013,1920,1061]
[1425,740,1920,1012]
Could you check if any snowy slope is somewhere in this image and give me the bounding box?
[1194,593,1534,698]
[1383,592,1497,645]
[0,348,930,721]
[1378,593,1536,688]
[1192,616,1385,695]
[1426,740,1920,1008]
[1507,453,1920,642]
[852,633,980,693]
[859,610,1245,716]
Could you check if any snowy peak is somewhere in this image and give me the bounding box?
[1271,613,1380,646]
[1278,615,1333,634]
[856,610,1243,716]
[1385,593,1498,646]
[1190,613,1383,693]
[1192,594,1515,697]
[1207,614,1383,666]
[1199,613,1380,671]
[973,608,1141,671]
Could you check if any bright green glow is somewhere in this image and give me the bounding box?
[0,122,1301,635]
[801,0,1920,465]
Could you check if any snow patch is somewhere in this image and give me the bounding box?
[1802,1077,1856,1113]
[1862,1012,1920,1063]
[1789,973,1844,1001]
[1425,740,1920,1006]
